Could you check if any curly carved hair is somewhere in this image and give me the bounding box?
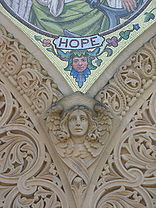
[57,105,98,142]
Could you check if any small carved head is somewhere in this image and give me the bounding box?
[59,105,96,143]
[46,103,112,158]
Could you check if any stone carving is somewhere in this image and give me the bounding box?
[0,24,63,116]
[0,22,156,208]
[45,93,113,207]
[0,25,68,207]
[92,91,156,208]
[0,81,68,208]
[46,94,113,161]
[95,36,156,118]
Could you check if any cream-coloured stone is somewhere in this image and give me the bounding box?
[45,94,113,160]
[0,81,69,208]
[0,23,156,208]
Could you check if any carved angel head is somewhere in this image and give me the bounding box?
[59,106,97,143]
[46,103,112,159]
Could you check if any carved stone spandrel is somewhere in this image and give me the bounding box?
[45,92,115,162]
[41,92,120,208]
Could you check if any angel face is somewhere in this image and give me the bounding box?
[48,104,112,159]
[68,109,89,138]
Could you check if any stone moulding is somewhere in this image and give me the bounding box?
[0,22,156,208]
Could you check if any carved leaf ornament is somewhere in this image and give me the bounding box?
[0,24,156,207]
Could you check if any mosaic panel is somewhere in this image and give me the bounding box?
[1,0,156,92]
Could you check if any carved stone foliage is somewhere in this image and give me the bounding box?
[92,91,156,208]
[91,35,156,208]
[0,22,156,208]
[0,25,68,207]
[0,25,63,116]
[45,93,113,207]
[0,81,68,207]
[95,37,156,118]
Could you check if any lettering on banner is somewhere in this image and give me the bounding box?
[54,35,105,50]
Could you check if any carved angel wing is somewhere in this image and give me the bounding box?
[94,104,113,145]
[46,105,63,140]
[46,105,74,157]
[3,0,32,20]
[85,104,113,158]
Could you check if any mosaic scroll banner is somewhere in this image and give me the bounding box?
[1,0,156,92]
